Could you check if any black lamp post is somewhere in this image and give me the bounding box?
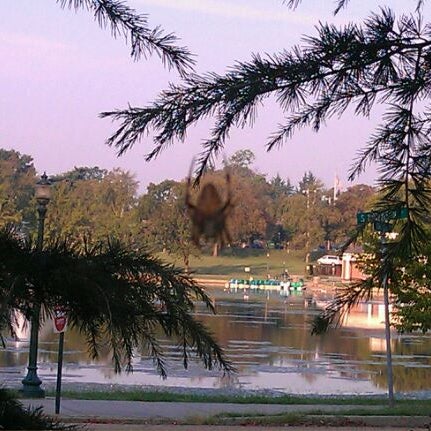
[266,252,270,277]
[21,173,51,398]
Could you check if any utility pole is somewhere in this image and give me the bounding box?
[303,188,317,263]
[380,234,395,407]
[357,207,408,407]
[305,189,310,255]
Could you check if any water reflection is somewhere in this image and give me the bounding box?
[1,288,430,394]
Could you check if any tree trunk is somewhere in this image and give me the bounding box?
[212,242,218,257]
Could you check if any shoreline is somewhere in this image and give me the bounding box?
[196,276,385,301]
[5,278,427,401]
[18,382,431,401]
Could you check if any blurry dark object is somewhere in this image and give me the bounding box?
[186,168,233,248]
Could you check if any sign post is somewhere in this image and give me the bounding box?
[356,207,408,407]
[53,307,67,415]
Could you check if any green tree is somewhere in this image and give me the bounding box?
[279,192,325,251]
[52,166,108,182]
[266,175,295,244]
[333,184,375,240]
[227,149,256,169]
[138,179,179,221]
[268,174,294,201]
[225,169,270,246]
[278,194,306,250]
[305,184,375,250]
[392,251,431,333]
[45,168,141,245]
[144,181,199,270]
[98,168,139,239]
[276,172,332,252]
[0,228,233,377]
[0,149,36,227]
[102,0,431,330]
[266,222,291,249]
[297,171,322,194]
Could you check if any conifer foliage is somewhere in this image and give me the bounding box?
[56,0,194,76]
[101,1,431,330]
[0,227,233,377]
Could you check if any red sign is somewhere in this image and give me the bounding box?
[53,307,68,333]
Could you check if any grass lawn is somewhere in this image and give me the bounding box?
[207,403,431,426]
[158,249,308,279]
[215,403,431,417]
[40,390,431,427]
[50,389,431,413]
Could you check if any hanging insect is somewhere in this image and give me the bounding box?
[185,164,233,248]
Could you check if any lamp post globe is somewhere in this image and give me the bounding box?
[20,172,51,398]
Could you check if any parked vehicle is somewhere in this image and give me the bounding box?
[317,255,342,265]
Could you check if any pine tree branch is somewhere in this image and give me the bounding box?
[102,9,431,180]
[284,0,426,15]
[56,0,194,76]
[0,229,233,376]
[315,30,431,332]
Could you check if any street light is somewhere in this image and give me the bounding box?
[266,252,270,278]
[21,173,51,398]
[302,188,317,263]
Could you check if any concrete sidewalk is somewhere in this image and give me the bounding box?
[24,397,365,420]
[22,398,430,429]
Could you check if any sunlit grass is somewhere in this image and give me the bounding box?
[209,403,431,426]
[51,389,431,413]
[158,249,307,279]
[217,403,430,417]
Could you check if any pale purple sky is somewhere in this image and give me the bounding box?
[0,0,413,191]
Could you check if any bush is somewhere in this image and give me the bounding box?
[0,388,78,430]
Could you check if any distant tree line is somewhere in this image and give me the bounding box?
[0,148,376,266]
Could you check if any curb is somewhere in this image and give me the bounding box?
[306,415,430,428]
[61,415,431,428]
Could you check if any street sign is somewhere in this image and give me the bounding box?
[357,212,372,224]
[379,207,408,220]
[373,221,393,233]
[357,207,408,225]
[52,306,68,413]
[53,307,68,333]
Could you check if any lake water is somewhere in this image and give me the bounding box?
[1,287,431,395]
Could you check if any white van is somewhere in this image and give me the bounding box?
[317,255,342,265]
